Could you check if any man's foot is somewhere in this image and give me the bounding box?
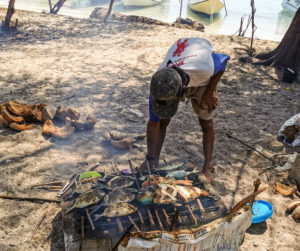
[138,159,158,174]
[202,169,212,183]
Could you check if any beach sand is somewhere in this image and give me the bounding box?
[0,8,299,251]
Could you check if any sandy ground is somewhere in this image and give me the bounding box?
[0,8,299,251]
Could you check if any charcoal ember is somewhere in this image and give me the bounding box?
[282,125,297,143]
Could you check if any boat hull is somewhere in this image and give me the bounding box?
[122,0,163,7]
[189,0,224,15]
[281,0,299,13]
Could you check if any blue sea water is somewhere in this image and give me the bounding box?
[0,0,296,41]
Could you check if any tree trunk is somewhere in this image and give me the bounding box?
[104,0,115,22]
[3,0,16,29]
[254,8,300,71]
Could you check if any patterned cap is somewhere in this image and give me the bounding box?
[150,67,182,119]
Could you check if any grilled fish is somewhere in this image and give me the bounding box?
[107,175,136,190]
[104,188,137,205]
[66,190,106,214]
[94,202,137,220]
[166,168,200,179]
[136,187,156,205]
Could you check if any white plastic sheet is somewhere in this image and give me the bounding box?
[278,113,300,147]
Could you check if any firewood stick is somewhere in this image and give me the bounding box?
[85,209,95,231]
[186,205,197,225]
[196,199,205,214]
[81,216,85,240]
[162,209,170,225]
[31,181,64,187]
[154,210,164,230]
[230,186,268,215]
[116,218,124,233]
[128,215,140,232]
[0,194,60,203]
[30,208,48,241]
[147,209,155,226]
[32,186,62,190]
[137,210,144,224]
[250,179,261,204]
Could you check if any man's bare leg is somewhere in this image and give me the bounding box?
[140,118,171,171]
[199,118,214,183]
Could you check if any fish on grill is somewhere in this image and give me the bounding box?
[153,184,209,205]
[166,168,201,179]
[107,176,136,190]
[141,175,193,187]
[104,188,137,205]
[66,189,106,214]
[136,187,156,205]
[94,202,137,220]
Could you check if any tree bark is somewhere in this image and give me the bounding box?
[3,0,16,29]
[254,8,300,71]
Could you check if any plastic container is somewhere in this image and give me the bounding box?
[252,200,273,224]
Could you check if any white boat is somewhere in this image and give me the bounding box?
[281,0,300,13]
[189,0,224,15]
[121,0,163,7]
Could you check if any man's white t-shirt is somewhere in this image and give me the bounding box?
[159,37,215,87]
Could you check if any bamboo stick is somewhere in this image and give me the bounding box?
[147,209,155,226]
[154,210,164,230]
[0,194,60,203]
[196,199,206,214]
[186,205,197,225]
[162,209,170,225]
[116,218,124,233]
[85,209,95,231]
[128,215,140,232]
[137,210,144,224]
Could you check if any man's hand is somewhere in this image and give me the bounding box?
[200,90,218,113]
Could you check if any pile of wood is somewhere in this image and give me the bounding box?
[0,100,96,139]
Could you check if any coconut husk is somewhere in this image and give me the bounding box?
[273,182,297,196]
[9,122,34,131]
[110,138,133,150]
[33,103,46,122]
[109,130,124,140]
[43,120,55,135]
[0,114,9,127]
[66,115,96,131]
[292,205,300,219]
[6,100,28,116]
[1,104,24,124]
[286,201,300,213]
[67,108,80,121]
[42,105,57,122]
[43,119,75,138]
[54,106,68,122]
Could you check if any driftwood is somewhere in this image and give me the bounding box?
[0,194,60,203]
[230,186,267,215]
[249,0,257,55]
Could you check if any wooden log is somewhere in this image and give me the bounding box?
[230,186,268,214]
[85,209,95,231]
[186,204,197,225]
[137,210,144,224]
[147,209,155,227]
[162,209,170,225]
[196,198,206,215]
